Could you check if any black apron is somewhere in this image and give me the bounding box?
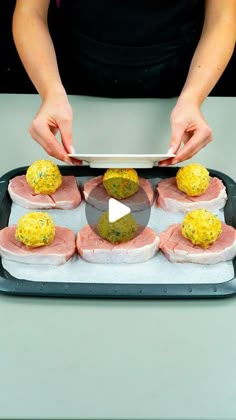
[55,0,204,97]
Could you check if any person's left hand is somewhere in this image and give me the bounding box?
[159,97,212,166]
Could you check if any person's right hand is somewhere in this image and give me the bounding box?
[29,90,79,164]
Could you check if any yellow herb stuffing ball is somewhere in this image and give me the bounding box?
[176,163,210,196]
[181,209,222,249]
[26,160,62,194]
[103,168,139,199]
[97,211,138,243]
[15,212,55,248]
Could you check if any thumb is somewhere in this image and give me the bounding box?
[59,118,73,154]
[167,124,185,155]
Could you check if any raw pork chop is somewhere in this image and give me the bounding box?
[8,175,81,209]
[83,175,154,211]
[159,222,236,264]
[156,177,227,212]
[0,226,76,265]
[77,225,159,263]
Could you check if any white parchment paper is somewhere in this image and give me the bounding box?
[2,177,234,284]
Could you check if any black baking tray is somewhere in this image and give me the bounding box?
[0,165,236,299]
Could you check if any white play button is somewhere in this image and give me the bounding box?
[85,176,151,238]
[108,198,131,223]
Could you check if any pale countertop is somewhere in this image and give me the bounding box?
[0,94,236,420]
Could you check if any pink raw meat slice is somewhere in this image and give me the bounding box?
[0,226,76,265]
[83,175,154,211]
[8,175,81,209]
[156,176,227,212]
[159,222,236,264]
[77,225,160,263]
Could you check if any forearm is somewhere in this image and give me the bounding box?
[179,2,236,106]
[13,1,65,99]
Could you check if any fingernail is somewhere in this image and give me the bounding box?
[167,147,174,154]
[70,145,76,154]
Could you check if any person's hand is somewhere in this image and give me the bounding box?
[159,97,212,166]
[29,90,80,164]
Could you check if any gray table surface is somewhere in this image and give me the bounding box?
[0,94,236,420]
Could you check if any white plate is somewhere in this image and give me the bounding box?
[68,153,175,168]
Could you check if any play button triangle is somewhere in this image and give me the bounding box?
[108,198,131,223]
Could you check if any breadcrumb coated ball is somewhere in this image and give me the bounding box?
[97,211,138,243]
[15,212,55,248]
[103,168,139,199]
[26,160,62,194]
[181,209,222,249]
[176,163,210,196]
